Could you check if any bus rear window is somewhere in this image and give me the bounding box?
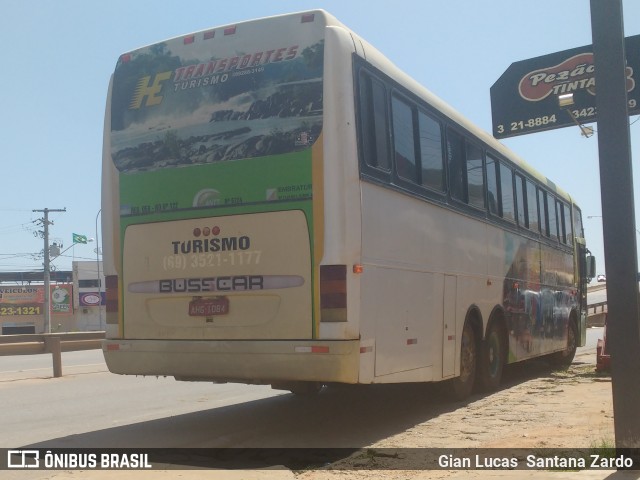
[110,25,325,173]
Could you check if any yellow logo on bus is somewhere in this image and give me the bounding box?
[129,71,172,109]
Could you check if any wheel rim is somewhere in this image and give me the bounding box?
[460,327,475,381]
[488,332,500,377]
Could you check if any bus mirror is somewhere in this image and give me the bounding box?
[586,255,596,281]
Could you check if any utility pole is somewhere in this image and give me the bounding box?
[33,207,66,333]
[590,0,640,448]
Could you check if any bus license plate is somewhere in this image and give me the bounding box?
[188,297,229,316]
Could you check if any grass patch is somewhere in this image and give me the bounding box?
[588,437,616,457]
[549,364,610,382]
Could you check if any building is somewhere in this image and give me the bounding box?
[0,261,104,334]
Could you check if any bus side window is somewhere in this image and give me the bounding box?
[538,188,549,236]
[392,95,418,183]
[418,111,444,191]
[515,173,526,227]
[557,200,568,244]
[526,179,539,232]
[359,71,391,171]
[466,141,484,209]
[486,155,500,216]
[564,202,573,246]
[548,195,559,241]
[446,128,466,202]
[499,163,515,223]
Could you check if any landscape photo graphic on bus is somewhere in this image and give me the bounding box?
[110,32,324,174]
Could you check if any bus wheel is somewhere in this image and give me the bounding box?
[447,321,477,401]
[478,321,505,392]
[549,318,578,368]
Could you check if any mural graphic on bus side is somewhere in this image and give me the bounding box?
[503,238,577,358]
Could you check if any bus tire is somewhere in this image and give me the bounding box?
[447,320,477,401]
[549,317,578,368]
[478,320,506,392]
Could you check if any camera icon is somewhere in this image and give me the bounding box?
[8,450,40,469]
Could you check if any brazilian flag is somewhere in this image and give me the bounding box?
[72,233,88,244]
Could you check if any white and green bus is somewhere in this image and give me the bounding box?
[102,10,593,398]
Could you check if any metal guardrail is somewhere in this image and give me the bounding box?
[587,301,607,328]
[0,303,610,378]
[0,332,105,378]
[589,301,608,315]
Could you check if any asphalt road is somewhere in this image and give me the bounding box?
[1,329,602,451]
[0,350,286,449]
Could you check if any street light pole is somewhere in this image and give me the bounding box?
[95,209,102,330]
[33,207,66,333]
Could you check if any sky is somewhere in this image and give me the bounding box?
[0,0,639,277]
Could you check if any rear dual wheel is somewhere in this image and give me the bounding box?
[549,318,578,368]
[478,322,506,392]
[448,319,506,400]
[447,321,477,400]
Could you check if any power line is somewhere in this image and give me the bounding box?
[0,220,38,234]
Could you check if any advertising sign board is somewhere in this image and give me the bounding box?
[491,35,640,139]
[0,285,74,316]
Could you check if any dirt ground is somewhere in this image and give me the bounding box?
[296,348,616,479]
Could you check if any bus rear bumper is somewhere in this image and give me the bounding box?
[102,339,360,384]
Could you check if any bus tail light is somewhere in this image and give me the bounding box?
[295,345,330,354]
[320,265,347,322]
[105,275,119,325]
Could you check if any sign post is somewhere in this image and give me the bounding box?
[590,0,640,448]
[491,0,640,448]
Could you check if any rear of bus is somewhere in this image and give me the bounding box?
[101,11,360,389]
